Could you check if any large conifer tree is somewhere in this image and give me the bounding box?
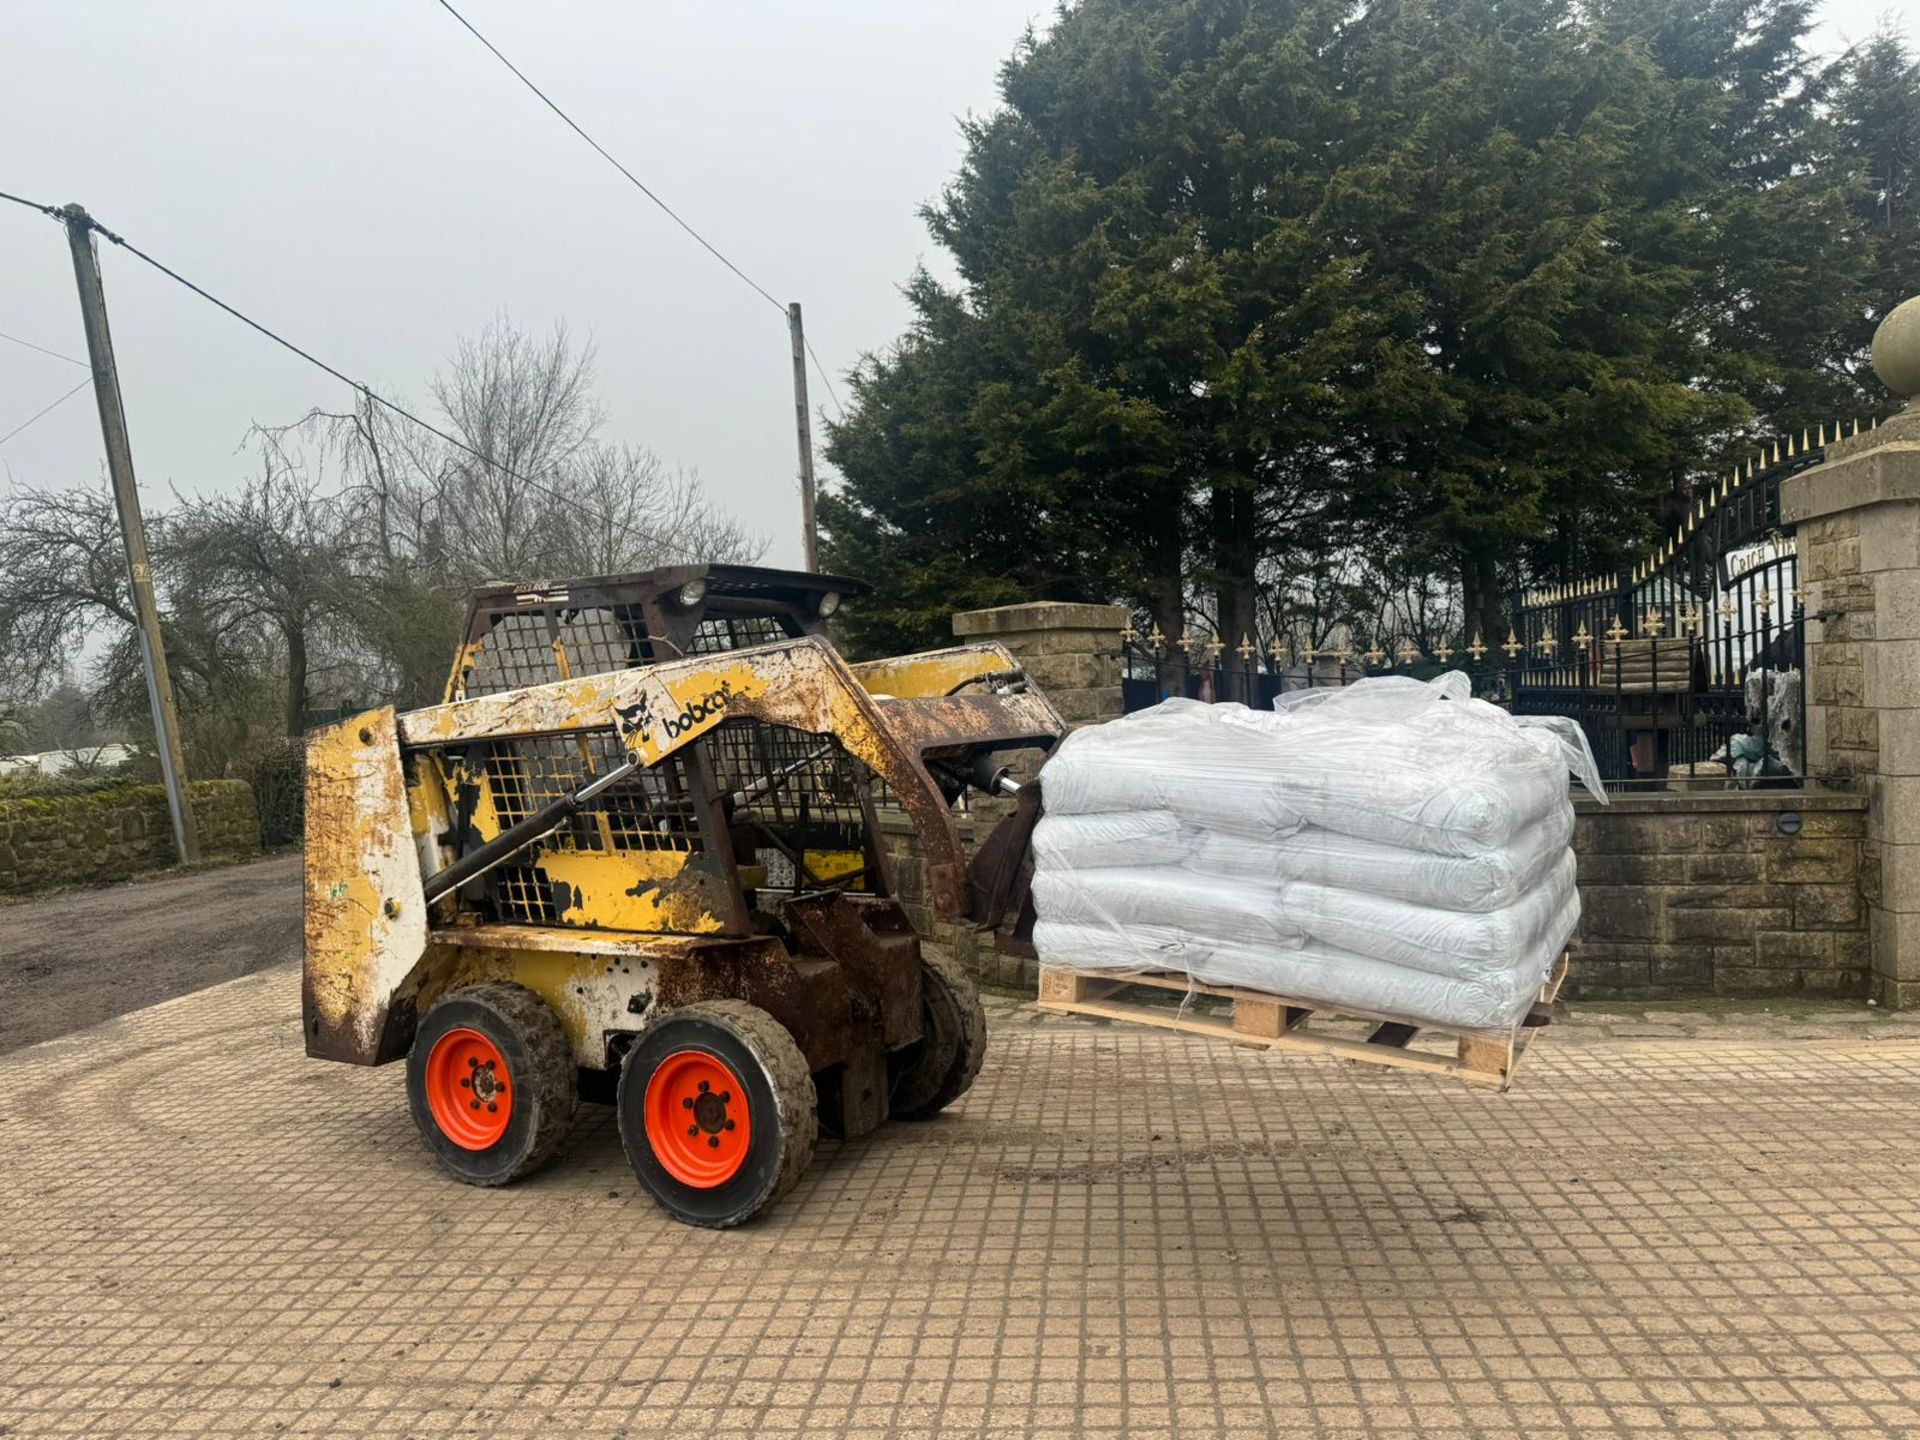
[822,0,1920,655]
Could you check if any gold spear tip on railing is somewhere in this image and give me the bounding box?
[1362,638,1384,667]
[1467,632,1487,661]
[1573,621,1591,645]
[1434,640,1454,662]
[1237,632,1256,661]
[1605,617,1628,645]
[1120,622,1138,645]
[1148,624,1166,654]
[1397,638,1420,664]
[1500,629,1523,658]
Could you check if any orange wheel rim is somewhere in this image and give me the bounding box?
[644,1050,751,1188]
[425,1028,513,1151]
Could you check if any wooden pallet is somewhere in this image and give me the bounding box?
[1036,952,1568,1092]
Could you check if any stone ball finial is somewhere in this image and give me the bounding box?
[1873,295,1920,407]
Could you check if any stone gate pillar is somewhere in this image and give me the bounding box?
[950,600,1130,730]
[1783,294,1920,1005]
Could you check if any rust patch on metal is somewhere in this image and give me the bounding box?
[302,707,429,1064]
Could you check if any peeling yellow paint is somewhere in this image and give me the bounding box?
[533,849,726,934]
[849,645,1016,699]
[302,708,428,1052]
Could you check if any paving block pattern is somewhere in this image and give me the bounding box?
[4,973,1920,1437]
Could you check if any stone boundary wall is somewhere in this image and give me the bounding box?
[0,780,261,894]
[1571,790,1870,999]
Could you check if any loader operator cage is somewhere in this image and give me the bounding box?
[436,566,882,928]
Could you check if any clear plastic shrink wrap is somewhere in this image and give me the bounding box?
[1030,673,1605,1034]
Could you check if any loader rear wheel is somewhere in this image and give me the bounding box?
[618,1000,816,1229]
[888,950,987,1121]
[407,983,577,1187]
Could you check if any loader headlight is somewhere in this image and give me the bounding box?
[817,590,841,618]
[674,579,708,608]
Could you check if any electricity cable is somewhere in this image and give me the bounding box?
[0,328,87,368]
[434,0,847,420]
[0,378,92,448]
[69,208,672,550]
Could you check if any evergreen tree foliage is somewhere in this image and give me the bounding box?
[822,0,1920,655]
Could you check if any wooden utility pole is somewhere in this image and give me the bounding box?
[60,204,200,863]
[787,302,819,571]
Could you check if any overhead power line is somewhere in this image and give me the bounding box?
[436,0,784,315]
[3,185,674,549]
[34,205,674,551]
[0,327,88,368]
[434,0,847,421]
[0,377,91,448]
[0,187,60,218]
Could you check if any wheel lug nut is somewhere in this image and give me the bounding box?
[720,1092,731,1104]
[487,1103,498,1113]
[682,1098,693,1110]
[697,1081,709,1093]
[471,1100,481,1110]
[707,1136,720,1149]
[687,1125,698,1137]
[468,1057,479,1067]
[459,1078,470,1089]
[724,1120,735,1131]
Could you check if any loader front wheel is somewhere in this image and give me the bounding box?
[888,949,987,1121]
[618,1001,817,1229]
[407,983,577,1187]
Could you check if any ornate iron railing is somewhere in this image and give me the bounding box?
[1117,421,1880,790]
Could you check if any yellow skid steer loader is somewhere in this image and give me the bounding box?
[302,566,1062,1227]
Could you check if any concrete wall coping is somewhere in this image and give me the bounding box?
[1781,410,1920,524]
[1576,789,1866,815]
[953,601,1130,637]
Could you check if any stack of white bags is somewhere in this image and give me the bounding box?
[1031,673,1605,1034]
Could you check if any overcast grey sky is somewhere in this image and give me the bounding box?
[0,1,1901,569]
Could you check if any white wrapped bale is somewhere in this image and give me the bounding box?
[1031,866,1303,949]
[1183,808,1574,911]
[1032,811,1188,869]
[1274,852,1579,979]
[1029,672,1602,1037]
[1038,700,1304,837]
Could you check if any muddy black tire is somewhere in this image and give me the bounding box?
[618,1000,817,1229]
[407,983,578,1187]
[889,949,987,1121]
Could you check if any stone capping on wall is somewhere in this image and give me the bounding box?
[951,601,1132,639]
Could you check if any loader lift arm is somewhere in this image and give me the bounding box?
[400,633,1063,919]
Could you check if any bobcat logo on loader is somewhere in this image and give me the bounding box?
[615,679,737,763]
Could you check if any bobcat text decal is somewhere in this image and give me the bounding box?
[615,679,737,761]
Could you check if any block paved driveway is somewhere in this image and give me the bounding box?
[4,971,1920,1438]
